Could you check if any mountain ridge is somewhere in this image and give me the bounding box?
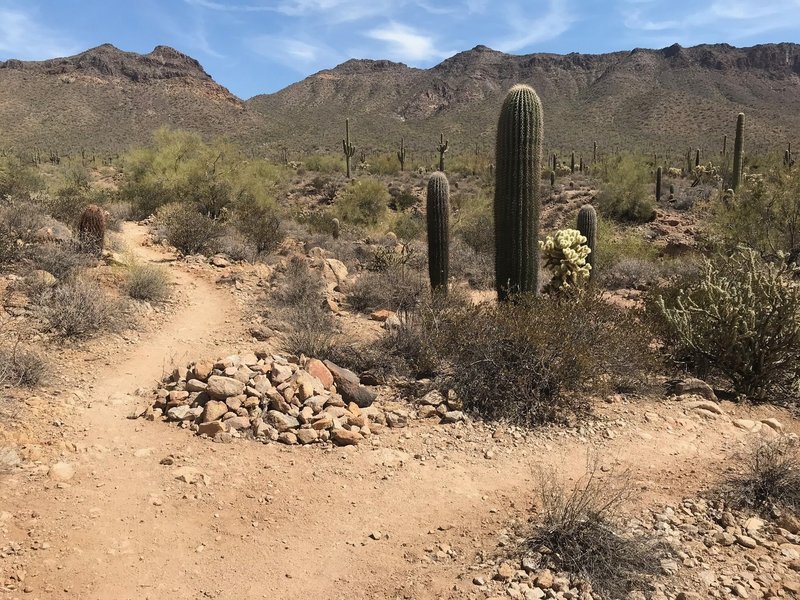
[1,42,798,155]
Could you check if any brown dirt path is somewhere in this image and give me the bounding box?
[2,222,798,600]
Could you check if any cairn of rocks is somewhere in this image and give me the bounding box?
[142,351,465,446]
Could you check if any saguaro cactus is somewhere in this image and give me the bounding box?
[426,172,450,292]
[494,84,543,300]
[695,148,700,168]
[437,133,449,171]
[342,119,355,179]
[576,204,597,282]
[570,151,576,173]
[656,166,662,201]
[732,112,745,191]
[722,135,727,156]
[550,170,556,187]
[397,137,406,172]
[593,140,598,163]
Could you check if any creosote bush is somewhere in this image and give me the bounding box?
[0,343,46,387]
[596,154,655,223]
[155,203,222,256]
[125,262,171,302]
[435,293,656,424]
[25,242,91,281]
[335,178,389,227]
[524,459,667,597]
[655,249,800,401]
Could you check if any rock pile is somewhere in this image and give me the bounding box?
[140,351,465,446]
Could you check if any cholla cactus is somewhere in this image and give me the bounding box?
[539,228,591,295]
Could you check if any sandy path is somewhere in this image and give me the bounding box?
[2,222,798,599]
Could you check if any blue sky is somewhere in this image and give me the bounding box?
[1,0,799,99]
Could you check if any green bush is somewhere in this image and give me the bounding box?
[335,178,389,227]
[597,154,655,223]
[303,153,342,174]
[452,190,493,256]
[230,191,284,256]
[125,262,171,301]
[156,203,222,256]
[436,293,656,424]
[655,249,800,400]
[0,155,43,199]
[713,165,800,261]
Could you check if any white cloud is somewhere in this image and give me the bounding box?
[622,0,800,41]
[247,34,340,71]
[0,6,79,59]
[366,22,448,62]
[493,0,575,53]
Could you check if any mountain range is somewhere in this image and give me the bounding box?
[1,41,798,159]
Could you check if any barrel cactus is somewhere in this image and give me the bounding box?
[576,204,597,282]
[539,229,591,294]
[494,84,543,300]
[332,217,340,240]
[78,204,107,256]
[426,172,450,292]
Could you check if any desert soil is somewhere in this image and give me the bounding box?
[1,222,798,600]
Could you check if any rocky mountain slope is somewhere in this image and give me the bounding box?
[1,42,799,156]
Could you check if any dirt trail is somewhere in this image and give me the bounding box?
[2,223,798,600]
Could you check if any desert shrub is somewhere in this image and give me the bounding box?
[655,249,800,401]
[37,278,124,338]
[0,155,43,199]
[389,212,425,241]
[44,183,91,226]
[335,178,389,227]
[230,191,284,256]
[452,190,493,256]
[367,152,400,176]
[348,269,427,314]
[602,258,662,290]
[120,179,172,219]
[722,438,800,515]
[390,187,418,211]
[714,165,800,262]
[104,201,132,232]
[594,220,659,274]
[156,203,222,255]
[0,223,21,266]
[449,237,494,289]
[0,200,49,242]
[25,242,91,281]
[597,154,655,223]
[303,153,342,174]
[0,344,46,387]
[124,262,171,301]
[273,256,337,357]
[436,293,655,424]
[523,459,667,597]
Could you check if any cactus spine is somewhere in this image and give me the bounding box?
[397,137,406,171]
[732,112,745,191]
[656,166,662,201]
[576,204,597,282]
[342,119,355,179]
[426,172,450,292]
[437,133,449,171]
[494,84,543,300]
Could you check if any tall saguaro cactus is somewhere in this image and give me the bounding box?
[342,119,356,179]
[576,204,597,282]
[494,84,543,301]
[593,140,598,163]
[397,137,406,172]
[732,112,745,191]
[437,133,449,171]
[426,172,450,292]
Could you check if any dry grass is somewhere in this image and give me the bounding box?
[37,278,126,338]
[124,262,171,302]
[721,437,800,515]
[523,458,668,597]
